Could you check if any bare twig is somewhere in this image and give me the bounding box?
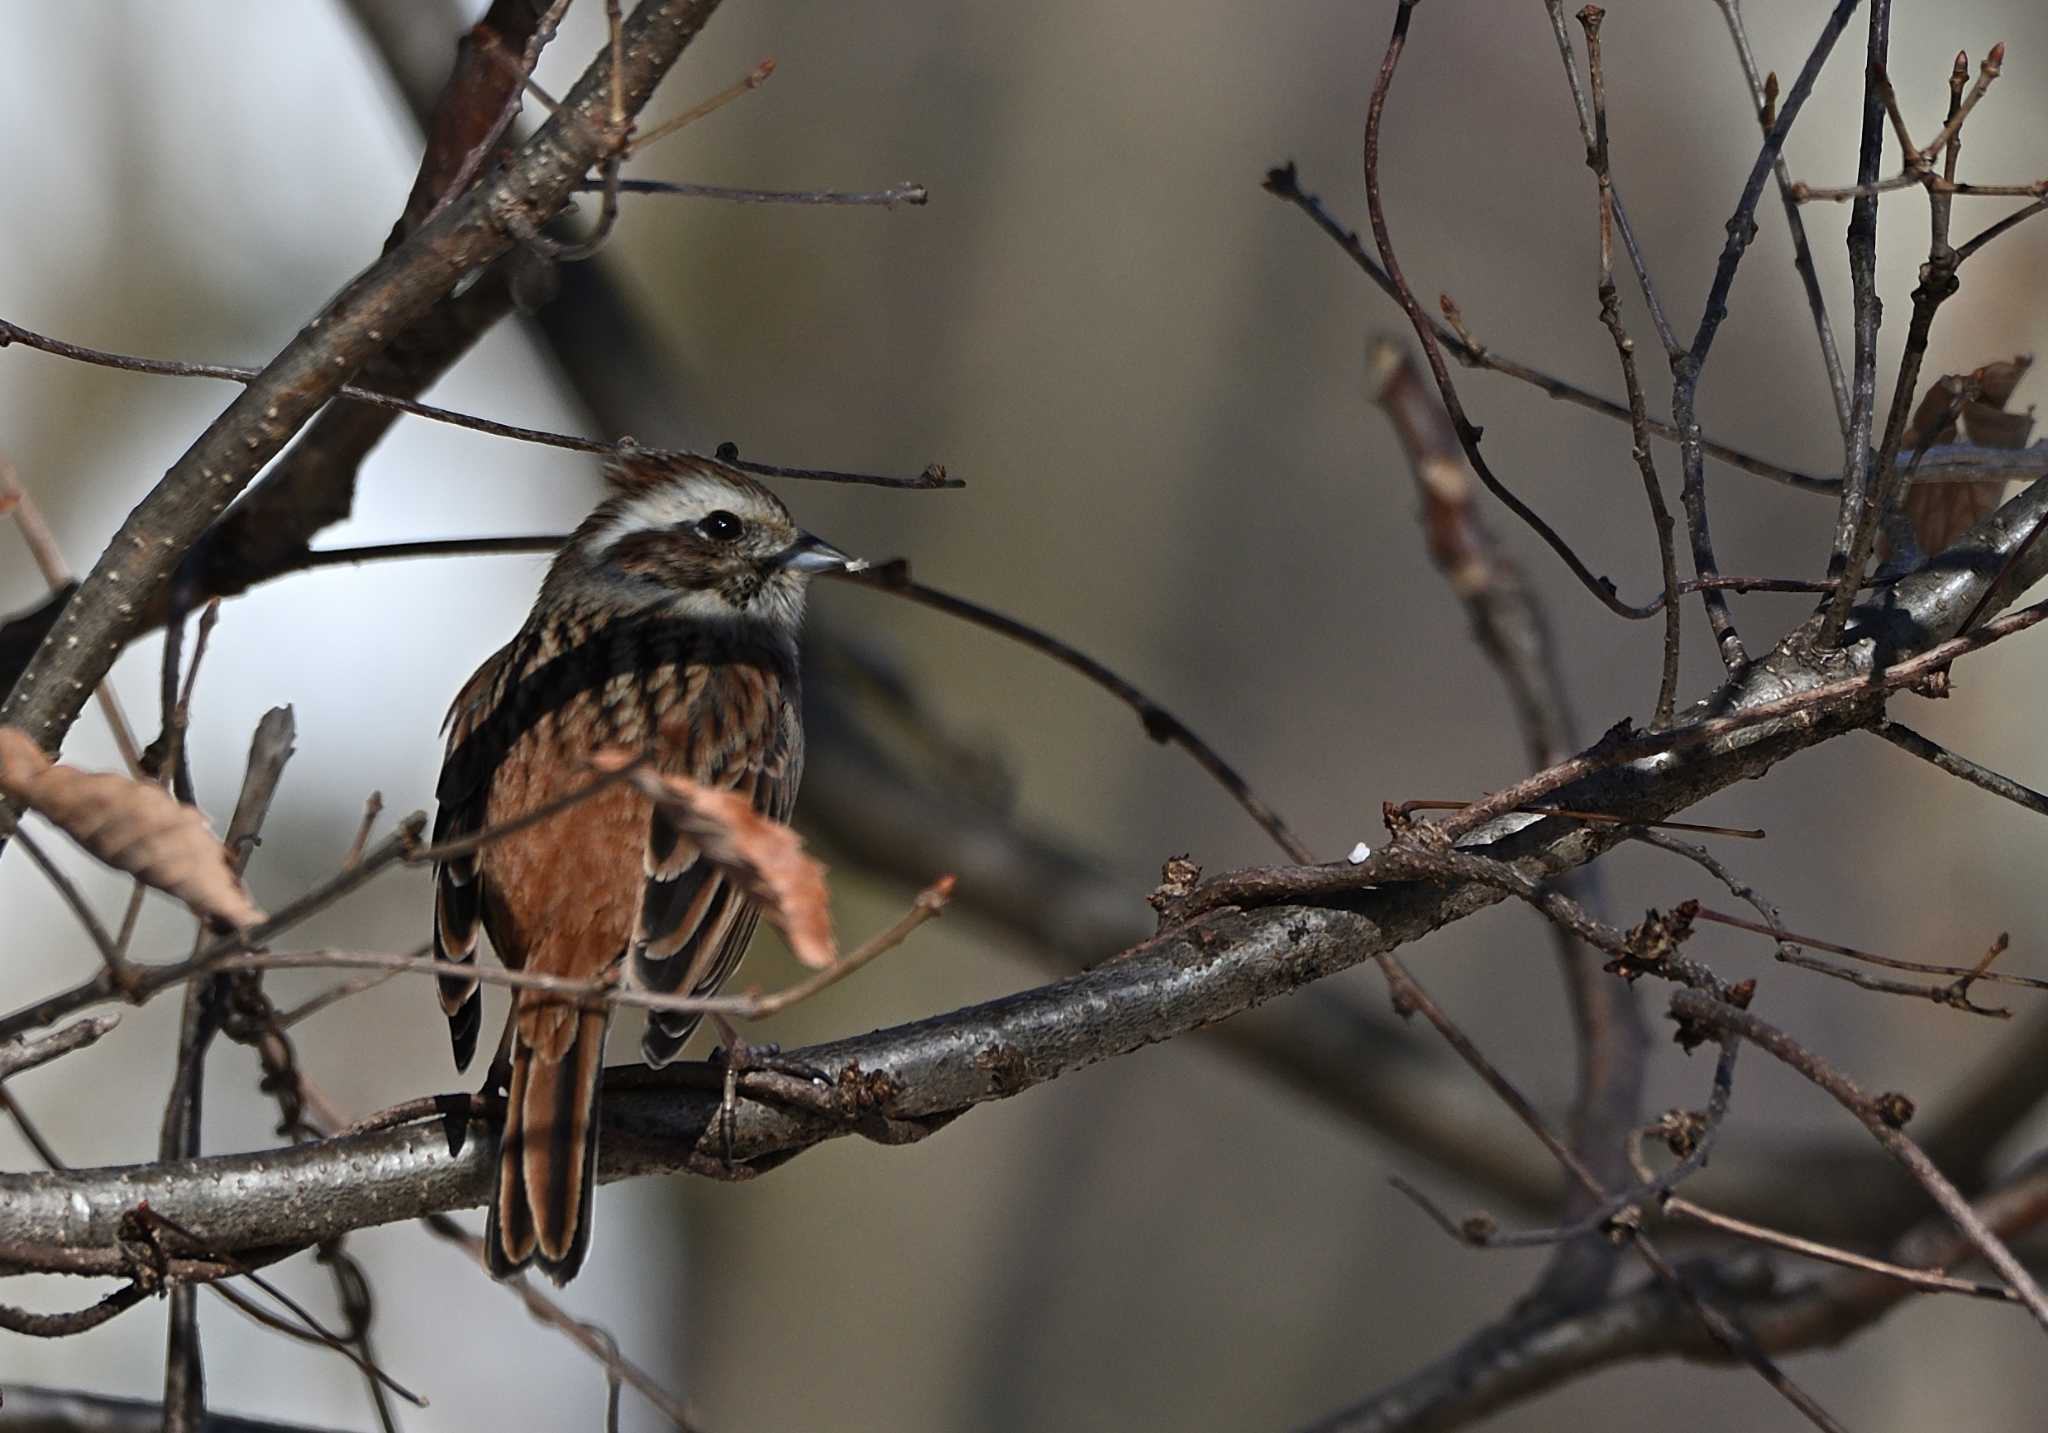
[1260,169,1835,496]
[1357,4,1662,622]
[0,319,960,490]
[1710,0,1853,435]
[1820,1,1893,640]
[1541,1,1681,357]
[0,1281,148,1338]
[1624,1123,2014,1301]
[422,1214,703,1430]
[0,0,733,758]
[600,176,927,206]
[10,825,125,977]
[1571,7,1683,723]
[623,54,774,155]
[0,1014,119,1083]
[0,1386,344,1430]
[1692,904,2041,996]
[1668,988,2048,1334]
[1389,1037,1737,1255]
[0,820,423,1045]
[1367,331,1648,1309]
[272,970,405,1030]
[1345,950,1837,1431]
[1673,0,1866,669]
[1872,718,2048,819]
[342,791,383,870]
[158,707,293,1433]
[841,562,1314,861]
[0,456,143,773]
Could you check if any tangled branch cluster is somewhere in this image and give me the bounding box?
[5,2,2048,1430]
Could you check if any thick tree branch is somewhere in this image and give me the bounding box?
[0,0,727,755]
[7,465,2048,1264]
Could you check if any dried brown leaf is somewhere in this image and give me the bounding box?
[599,752,837,969]
[1896,355,2035,556]
[0,727,263,928]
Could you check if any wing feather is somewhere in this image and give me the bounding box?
[632,665,802,1066]
[431,639,517,1072]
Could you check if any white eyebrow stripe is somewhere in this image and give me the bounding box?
[595,477,787,551]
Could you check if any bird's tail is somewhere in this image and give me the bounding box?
[486,1002,608,1283]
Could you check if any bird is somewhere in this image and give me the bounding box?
[429,452,858,1283]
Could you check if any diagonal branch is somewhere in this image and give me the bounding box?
[9,459,2048,1268]
[0,0,729,757]
[1673,0,1867,669]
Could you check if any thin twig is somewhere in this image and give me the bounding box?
[0,1282,147,1338]
[10,825,125,977]
[1872,719,2048,820]
[0,821,424,1044]
[651,870,953,1018]
[1357,5,1662,622]
[1389,1037,1738,1253]
[1710,0,1852,435]
[1364,947,1839,1430]
[840,561,1313,861]
[272,969,405,1030]
[1772,946,2012,1016]
[1668,989,2048,1337]
[159,707,291,1433]
[0,456,144,773]
[1674,0,1867,669]
[596,177,928,207]
[1259,165,1837,494]
[1542,1,1681,357]
[0,1087,70,1171]
[421,1213,703,1430]
[0,318,959,490]
[1956,197,2048,261]
[0,1014,120,1083]
[342,791,383,869]
[1692,904,2042,996]
[1820,0,1893,641]
[1625,1127,2014,1302]
[2,871,950,1040]
[1826,42,1987,631]
[624,55,774,155]
[1573,6,1683,723]
[206,1280,425,1410]
[135,1207,426,1410]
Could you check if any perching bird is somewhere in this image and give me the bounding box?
[430,453,857,1282]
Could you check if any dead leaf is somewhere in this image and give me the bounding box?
[597,752,837,969]
[0,727,264,928]
[1896,355,2034,556]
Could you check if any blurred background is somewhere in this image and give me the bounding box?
[4,1,2048,1428]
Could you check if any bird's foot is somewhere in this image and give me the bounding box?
[707,1019,832,1162]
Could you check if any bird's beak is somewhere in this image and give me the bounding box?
[777,532,865,575]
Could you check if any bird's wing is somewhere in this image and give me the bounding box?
[633,660,803,1065]
[430,636,520,1072]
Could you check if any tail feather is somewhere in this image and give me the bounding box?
[488,1006,607,1283]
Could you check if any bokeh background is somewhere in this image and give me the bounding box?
[5,2,2048,1428]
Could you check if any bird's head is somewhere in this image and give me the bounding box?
[552,453,861,628]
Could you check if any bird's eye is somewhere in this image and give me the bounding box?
[697,510,743,542]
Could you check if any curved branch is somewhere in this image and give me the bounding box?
[8,469,2048,1266]
[0,0,727,754]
